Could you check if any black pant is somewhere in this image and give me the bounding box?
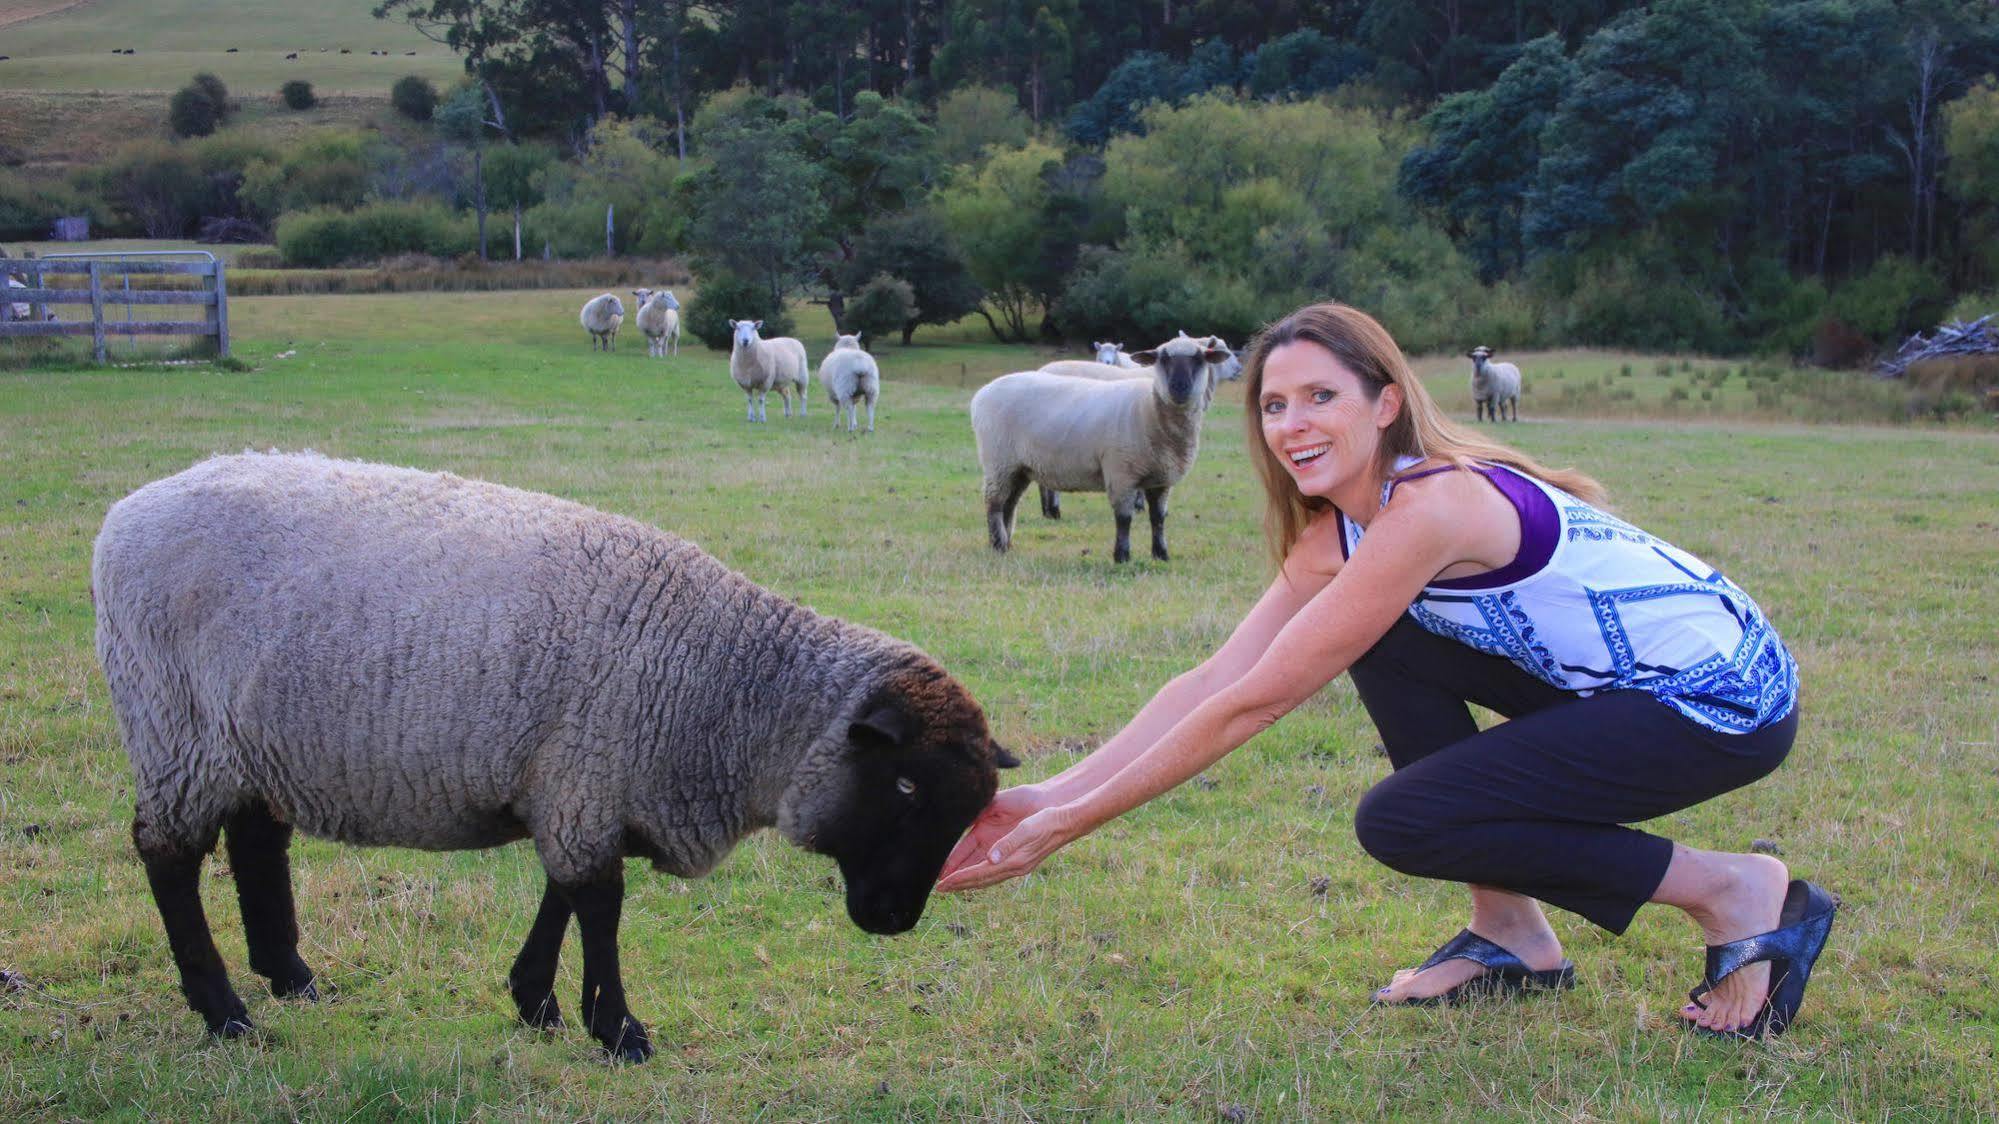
[1348,616,1797,934]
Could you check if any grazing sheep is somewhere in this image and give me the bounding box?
[973,334,1227,563]
[1468,345,1522,421]
[728,319,809,422]
[285,52,298,60]
[94,452,1016,1061]
[1092,341,1139,368]
[819,332,881,433]
[632,288,680,358]
[580,292,624,352]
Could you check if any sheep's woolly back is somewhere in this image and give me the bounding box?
[819,339,880,406]
[1038,359,1149,382]
[970,369,1206,497]
[580,293,624,331]
[94,452,938,883]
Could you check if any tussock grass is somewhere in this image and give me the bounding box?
[1,289,1995,1118]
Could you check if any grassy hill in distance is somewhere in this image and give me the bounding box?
[0,0,464,94]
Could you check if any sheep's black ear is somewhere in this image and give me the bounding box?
[992,742,1020,769]
[850,703,911,752]
[1129,350,1159,367]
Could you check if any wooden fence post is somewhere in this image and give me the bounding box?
[213,262,230,358]
[27,259,44,323]
[88,261,106,363]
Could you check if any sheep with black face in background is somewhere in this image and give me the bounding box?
[729,319,809,422]
[632,288,680,357]
[972,334,1228,563]
[1468,345,1522,421]
[819,332,881,433]
[93,452,1015,1062]
[580,292,624,352]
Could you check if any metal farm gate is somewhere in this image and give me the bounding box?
[1,250,230,362]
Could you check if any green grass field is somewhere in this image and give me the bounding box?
[2,290,1996,1119]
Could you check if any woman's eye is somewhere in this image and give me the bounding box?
[896,777,917,796]
[1311,389,1334,403]
[1261,399,1284,414]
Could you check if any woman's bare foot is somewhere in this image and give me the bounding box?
[1652,848,1790,1034]
[1374,888,1568,1003]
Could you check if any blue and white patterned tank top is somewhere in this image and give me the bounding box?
[1335,458,1798,735]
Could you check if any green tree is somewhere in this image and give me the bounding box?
[280,80,317,110]
[688,102,828,304]
[934,85,1031,167]
[1946,80,1999,287]
[392,75,440,121]
[485,142,556,259]
[843,274,919,343]
[936,139,1064,340]
[192,73,234,122]
[838,209,984,343]
[436,84,492,258]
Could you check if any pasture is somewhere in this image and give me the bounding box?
[1,288,1995,1119]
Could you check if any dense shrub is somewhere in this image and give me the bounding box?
[1054,243,1265,345]
[84,141,209,237]
[392,76,438,122]
[280,80,317,110]
[275,202,474,266]
[842,274,918,343]
[0,170,94,241]
[1826,255,1953,345]
[683,271,795,350]
[192,73,233,122]
[168,86,220,138]
[238,132,371,223]
[525,119,686,257]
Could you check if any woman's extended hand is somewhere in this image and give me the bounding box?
[936,798,1086,893]
[936,783,1048,887]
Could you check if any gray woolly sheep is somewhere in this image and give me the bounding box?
[93,452,1014,1061]
[973,334,1227,563]
[1468,345,1522,421]
[729,319,810,422]
[632,288,680,357]
[819,332,880,433]
[580,292,624,352]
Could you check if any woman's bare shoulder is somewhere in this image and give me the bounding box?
[1288,508,1348,578]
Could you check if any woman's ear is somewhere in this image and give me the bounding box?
[1376,382,1405,430]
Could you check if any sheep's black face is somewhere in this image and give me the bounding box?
[1133,342,1231,408]
[815,669,1016,935]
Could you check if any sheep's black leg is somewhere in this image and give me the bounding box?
[1038,485,1061,520]
[1144,486,1170,562]
[224,803,316,1000]
[988,470,1029,552]
[560,872,652,1063]
[140,838,252,1037]
[507,878,571,1030]
[1110,490,1139,564]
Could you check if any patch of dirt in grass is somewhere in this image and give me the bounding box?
[0,0,94,31]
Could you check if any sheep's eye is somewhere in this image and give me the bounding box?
[896,777,917,796]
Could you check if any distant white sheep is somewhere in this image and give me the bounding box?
[972,334,1228,563]
[729,319,810,422]
[580,293,624,352]
[1468,345,1522,422]
[819,333,880,433]
[1092,341,1139,368]
[632,288,681,358]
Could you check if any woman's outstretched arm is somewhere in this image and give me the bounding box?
[938,495,1463,891]
[936,516,1344,885]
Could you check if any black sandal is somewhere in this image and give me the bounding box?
[1686,879,1840,1039]
[1375,929,1577,1006]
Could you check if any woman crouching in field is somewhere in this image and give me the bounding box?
[938,302,1837,1038]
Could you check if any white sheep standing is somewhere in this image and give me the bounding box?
[1468,345,1522,421]
[819,332,881,433]
[580,292,624,352]
[1092,341,1140,368]
[93,451,1016,1060]
[729,319,810,422]
[632,288,681,357]
[973,334,1228,563]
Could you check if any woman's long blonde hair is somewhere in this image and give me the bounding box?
[1241,302,1606,568]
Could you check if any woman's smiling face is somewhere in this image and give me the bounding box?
[1258,340,1400,500]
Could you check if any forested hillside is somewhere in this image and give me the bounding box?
[6,0,1998,363]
